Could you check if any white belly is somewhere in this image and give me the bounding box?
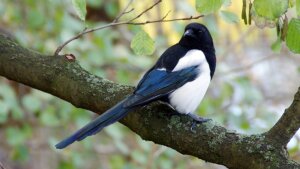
[169,71,210,114]
[168,49,211,114]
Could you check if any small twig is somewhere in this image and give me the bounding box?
[127,15,203,25]
[123,8,134,15]
[161,10,171,20]
[127,0,162,22]
[113,0,134,23]
[54,22,127,55]
[54,0,203,55]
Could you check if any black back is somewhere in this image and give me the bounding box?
[155,44,189,71]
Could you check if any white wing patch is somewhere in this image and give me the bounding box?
[169,49,211,114]
[157,68,166,71]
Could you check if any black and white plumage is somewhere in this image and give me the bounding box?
[55,23,216,149]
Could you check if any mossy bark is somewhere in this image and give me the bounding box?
[0,34,299,169]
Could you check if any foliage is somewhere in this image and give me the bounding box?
[130,30,155,56]
[253,0,288,20]
[72,0,87,21]
[286,18,300,53]
[195,0,224,15]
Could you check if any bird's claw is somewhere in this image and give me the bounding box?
[188,113,211,133]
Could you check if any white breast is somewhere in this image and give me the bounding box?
[169,50,211,114]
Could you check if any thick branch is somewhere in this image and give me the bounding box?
[0,35,299,169]
[266,89,300,145]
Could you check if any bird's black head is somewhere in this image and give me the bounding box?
[179,23,216,77]
[179,23,214,52]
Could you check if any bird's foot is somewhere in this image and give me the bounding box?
[188,113,210,123]
[188,113,211,133]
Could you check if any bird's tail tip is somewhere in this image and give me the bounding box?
[55,138,75,149]
[55,99,130,149]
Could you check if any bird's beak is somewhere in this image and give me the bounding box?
[184,29,194,37]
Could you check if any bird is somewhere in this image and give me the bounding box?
[55,22,216,149]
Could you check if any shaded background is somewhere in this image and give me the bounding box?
[0,0,300,169]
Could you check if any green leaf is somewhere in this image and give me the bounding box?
[220,11,239,23]
[195,0,223,15]
[297,0,300,17]
[253,0,288,20]
[72,0,87,21]
[130,30,155,56]
[286,18,300,54]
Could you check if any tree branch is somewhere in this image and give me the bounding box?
[54,0,204,55]
[266,88,300,145]
[0,35,300,169]
[113,0,134,23]
[126,0,162,23]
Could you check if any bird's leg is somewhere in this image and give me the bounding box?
[188,113,211,132]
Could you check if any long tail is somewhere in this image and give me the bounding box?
[55,99,131,149]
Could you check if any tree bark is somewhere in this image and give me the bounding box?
[0,34,299,169]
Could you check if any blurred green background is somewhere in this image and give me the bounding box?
[0,0,300,169]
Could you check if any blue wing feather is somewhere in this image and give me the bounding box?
[124,66,199,107]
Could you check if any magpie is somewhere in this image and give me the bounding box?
[55,23,216,149]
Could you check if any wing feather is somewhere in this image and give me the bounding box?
[124,66,199,107]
